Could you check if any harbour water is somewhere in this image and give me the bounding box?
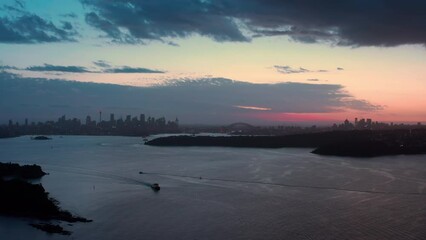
[0,136,425,239]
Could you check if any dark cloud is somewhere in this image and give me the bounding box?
[93,60,111,68]
[0,65,19,70]
[104,66,165,74]
[85,11,141,44]
[0,0,24,13]
[337,67,344,71]
[61,21,74,31]
[253,27,338,44]
[274,66,328,74]
[274,66,310,74]
[24,62,164,74]
[61,13,78,19]
[0,11,76,43]
[0,72,382,124]
[167,41,179,47]
[81,0,249,44]
[14,0,24,9]
[80,0,426,47]
[307,79,320,82]
[26,64,91,73]
[93,60,164,73]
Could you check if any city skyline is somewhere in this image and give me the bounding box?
[3,112,422,130]
[1,1,426,124]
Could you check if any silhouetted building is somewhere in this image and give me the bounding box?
[367,118,372,129]
[86,115,92,126]
[1,112,180,137]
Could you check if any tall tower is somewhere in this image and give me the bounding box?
[99,111,102,123]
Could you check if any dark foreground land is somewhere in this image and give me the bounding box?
[146,129,426,157]
[0,162,91,235]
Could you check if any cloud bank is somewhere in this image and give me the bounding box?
[0,72,382,124]
[80,0,426,47]
[26,64,91,73]
[2,62,165,74]
[103,66,165,74]
[2,1,426,47]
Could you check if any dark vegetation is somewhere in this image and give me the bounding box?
[0,128,19,138]
[0,179,91,223]
[0,162,46,179]
[145,132,342,148]
[0,162,91,235]
[146,129,426,157]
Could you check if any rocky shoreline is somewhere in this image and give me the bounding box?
[0,162,91,235]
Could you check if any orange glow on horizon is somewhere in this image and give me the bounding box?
[241,111,426,125]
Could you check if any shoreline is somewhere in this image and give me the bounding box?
[0,162,92,235]
[145,130,426,158]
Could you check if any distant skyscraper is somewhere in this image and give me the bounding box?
[110,113,115,122]
[140,114,145,123]
[367,118,372,128]
[25,118,28,126]
[86,115,91,125]
[344,119,350,125]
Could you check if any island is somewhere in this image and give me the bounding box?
[31,136,52,140]
[145,129,426,157]
[144,132,343,148]
[0,162,91,235]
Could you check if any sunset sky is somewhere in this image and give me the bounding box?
[1,0,426,124]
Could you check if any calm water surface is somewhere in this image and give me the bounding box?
[0,136,425,240]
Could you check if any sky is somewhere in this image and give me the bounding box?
[1,0,426,125]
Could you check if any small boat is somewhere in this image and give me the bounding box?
[151,183,160,191]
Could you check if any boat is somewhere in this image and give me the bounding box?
[151,183,160,191]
